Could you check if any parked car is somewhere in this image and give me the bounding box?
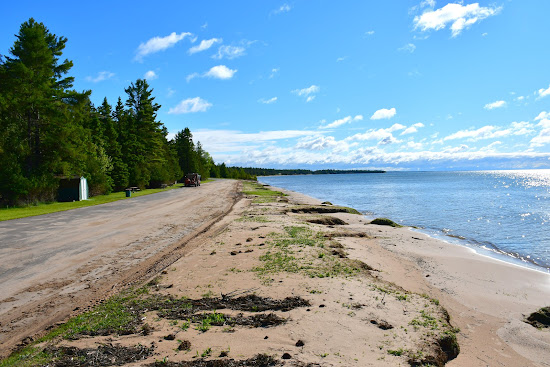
[184,173,201,187]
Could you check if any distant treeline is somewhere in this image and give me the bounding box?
[0,18,254,206]
[232,168,385,176]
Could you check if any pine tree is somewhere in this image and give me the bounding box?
[98,97,128,191]
[174,128,199,178]
[195,141,212,179]
[0,18,93,204]
[123,79,179,188]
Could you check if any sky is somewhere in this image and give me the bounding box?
[2,0,550,171]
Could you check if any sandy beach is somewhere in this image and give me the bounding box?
[3,180,549,366]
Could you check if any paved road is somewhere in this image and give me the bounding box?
[0,179,240,355]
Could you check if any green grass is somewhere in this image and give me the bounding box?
[46,287,149,340]
[370,218,403,227]
[0,183,201,222]
[0,347,52,367]
[254,226,362,279]
[409,310,440,330]
[0,287,150,367]
[195,312,225,332]
[242,182,286,202]
[387,348,405,356]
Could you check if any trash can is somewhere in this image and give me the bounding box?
[125,189,131,198]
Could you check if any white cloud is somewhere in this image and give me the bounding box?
[168,97,212,114]
[322,115,363,129]
[213,45,246,60]
[144,70,158,80]
[259,97,278,104]
[346,124,406,143]
[85,71,115,83]
[365,30,375,36]
[479,141,502,151]
[189,38,222,54]
[537,84,550,99]
[535,111,550,121]
[399,43,416,53]
[269,68,280,78]
[296,136,338,151]
[443,144,470,154]
[388,123,407,132]
[336,56,348,62]
[371,107,396,120]
[187,65,237,82]
[204,65,237,79]
[186,73,200,83]
[271,3,291,15]
[378,135,402,145]
[410,0,436,13]
[292,85,320,102]
[135,32,193,61]
[401,123,425,135]
[484,100,506,110]
[192,129,316,153]
[207,132,550,168]
[530,123,550,147]
[167,88,176,97]
[443,122,534,141]
[421,0,436,8]
[413,3,502,37]
[406,141,424,150]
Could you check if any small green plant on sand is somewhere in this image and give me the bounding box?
[181,320,190,330]
[387,348,405,356]
[370,218,403,227]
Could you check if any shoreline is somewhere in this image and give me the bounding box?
[409,227,550,275]
[258,177,550,274]
[270,184,550,366]
[2,180,549,366]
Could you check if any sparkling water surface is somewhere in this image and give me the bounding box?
[259,170,550,271]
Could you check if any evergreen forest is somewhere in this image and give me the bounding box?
[0,18,254,206]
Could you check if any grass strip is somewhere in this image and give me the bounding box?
[0,180,213,222]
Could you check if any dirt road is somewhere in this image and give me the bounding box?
[0,179,240,357]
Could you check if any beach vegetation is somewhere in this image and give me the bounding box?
[291,205,361,215]
[387,348,405,356]
[409,310,439,330]
[181,320,190,330]
[242,181,286,202]
[0,286,151,366]
[525,306,550,329]
[236,214,270,223]
[396,294,409,301]
[370,218,403,227]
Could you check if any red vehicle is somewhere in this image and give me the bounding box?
[184,173,201,187]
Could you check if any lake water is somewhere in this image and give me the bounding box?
[258,170,550,271]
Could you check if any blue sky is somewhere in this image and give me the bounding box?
[2,1,550,170]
